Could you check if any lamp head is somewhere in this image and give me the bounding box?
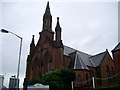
[1,29,9,33]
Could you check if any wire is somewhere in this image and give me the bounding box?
[73,72,120,83]
[94,72,120,80]
[73,78,92,84]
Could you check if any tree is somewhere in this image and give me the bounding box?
[28,67,75,90]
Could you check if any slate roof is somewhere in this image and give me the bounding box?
[64,46,93,70]
[112,42,120,52]
[2,85,7,89]
[68,51,76,69]
[64,45,108,69]
[74,51,89,70]
[64,45,76,56]
[89,51,106,67]
[76,50,93,67]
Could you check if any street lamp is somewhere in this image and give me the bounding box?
[1,29,22,89]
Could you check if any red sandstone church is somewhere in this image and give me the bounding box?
[24,2,120,89]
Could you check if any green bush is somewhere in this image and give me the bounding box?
[34,67,75,90]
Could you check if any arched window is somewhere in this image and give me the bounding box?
[106,65,111,83]
[43,51,52,73]
[77,74,82,87]
[86,73,89,85]
[47,54,52,72]
[47,62,51,72]
[91,70,94,77]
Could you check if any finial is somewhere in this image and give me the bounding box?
[106,49,108,52]
[56,17,60,27]
[32,35,35,44]
[57,17,59,21]
[55,17,61,31]
[32,35,34,38]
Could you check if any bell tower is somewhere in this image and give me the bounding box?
[42,1,52,31]
[37,2,54,46]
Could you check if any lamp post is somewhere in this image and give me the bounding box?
[1,29,22,89]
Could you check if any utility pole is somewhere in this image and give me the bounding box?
[92,77,95,88]
[71,81,73,90]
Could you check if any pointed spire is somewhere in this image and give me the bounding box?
[57,17,60,27]
[43,1,52,31]
[30,35,35,47]
[55,17,62,42]
[47,1,50,9]
[32,35,35,44]
[45,1,51,16]
[106,49,108,52]
[55,17,61,31]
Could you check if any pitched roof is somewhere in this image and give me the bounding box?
[74,51,89,70]
[112,42,120,52]
[64,45,76,56]
[64,45,110,69]
[2,85,7,89]
[76,50,93,67]
[68,51,76,69]
[89,51,106,67]
[64,46,93,70]
[68,51,89,70]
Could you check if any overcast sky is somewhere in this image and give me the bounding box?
[0,0,119,88]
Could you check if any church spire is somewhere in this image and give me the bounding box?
[45,1,50,13]
[30,35,35,47]
[43,1,52,31]
[55,17,61,31]
[30,35,35,55]
[55,17,61,42]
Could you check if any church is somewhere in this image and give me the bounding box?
[24,2,120,89]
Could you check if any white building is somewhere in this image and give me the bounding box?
[0,75,4,90]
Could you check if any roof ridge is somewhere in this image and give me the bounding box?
[64,45,76,50]
[89,58,96,67]
[112,42,120,52]
[90,51,106,58]
[74,52,88,70]
[78,54,89,70]
[64,45,91,56]
[73,52,77,69]
[89,51,107,67]
[69,50,77,55]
